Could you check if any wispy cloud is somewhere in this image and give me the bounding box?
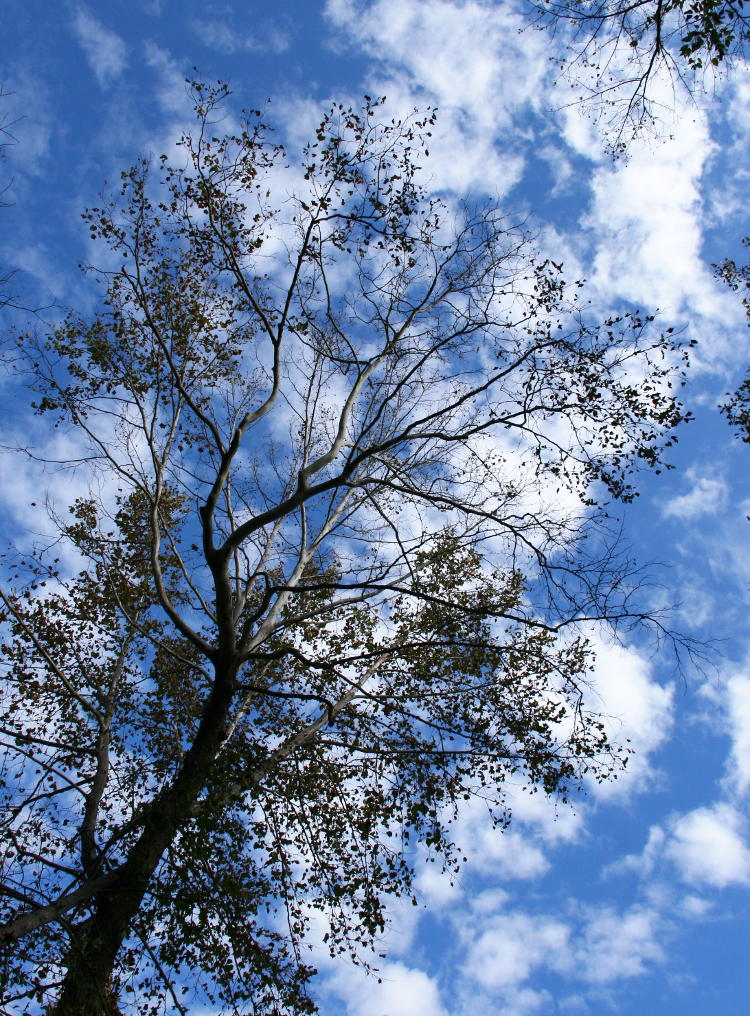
[70,6,127,88]
[143,42,190,116]
[724,671,750,796]
[700,664,750,797]
[191,16,290,55]
[662,468,729,520]
[324,0,547,195]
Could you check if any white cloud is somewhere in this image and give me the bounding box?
[327,960,448,1016]
[679,894,713,918]
[607,800,750,889]
[703,73,750,228]
[464,912,571,990]
[574,905,664,982]
[6,241,69,301]
[586,123,707,314]
[325,0,548,125]
[504,783,584,844]
[606,823,666,879]
[585,636,674,798]
[324,0,548,195]
[453,801,550,880]
[494,987,553,1016]
[143,42,190,116]
[665,803,750,888]
[191,17,290,54]
[475,829,551,880]
[537,143,575,196]
[0,73,53,179]
[446,786,584,887]
[323,0,747,394]
[0,429,93,535]
[461,902,664,1001]
[556,89,605,163]
[580,82,747,374]
[724,672,750,796]
[454,983,553,1016]
[71,7,127,88]
[698,662,750,797]
[469,887,511,915]
[663,468,729,520]
[415,858,464,906]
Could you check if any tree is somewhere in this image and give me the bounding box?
[532,0,750,151]
[0,82,692,1015]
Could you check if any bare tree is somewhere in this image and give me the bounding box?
[0,83,692,1015]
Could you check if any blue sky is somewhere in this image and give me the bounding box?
[1,2,750,1014]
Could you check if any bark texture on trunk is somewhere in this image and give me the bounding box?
[52,841,166,1014]
[51,905,127,1015]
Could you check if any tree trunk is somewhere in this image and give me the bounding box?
[52,672,236,1014]
[51,900,129,1014]
[52,856,160,1014]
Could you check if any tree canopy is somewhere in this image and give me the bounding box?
[0,83,693,1015]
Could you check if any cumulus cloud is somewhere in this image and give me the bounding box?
[463,911,571,990]
[585,635,674,798]
[327,960,448,1016]
[425,782,584,895]
[470,828,551,880]
[616,802,750,888]
[447,800,551,882]
[503,783,584,844]
[665,804,750,888]
[325,0,548,126]
[580,84,747,374]
[415,860,464,906]
[574,905,664,982]
[70,6,127,88]
[584,97,709,312]
[460,901,664,1005]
